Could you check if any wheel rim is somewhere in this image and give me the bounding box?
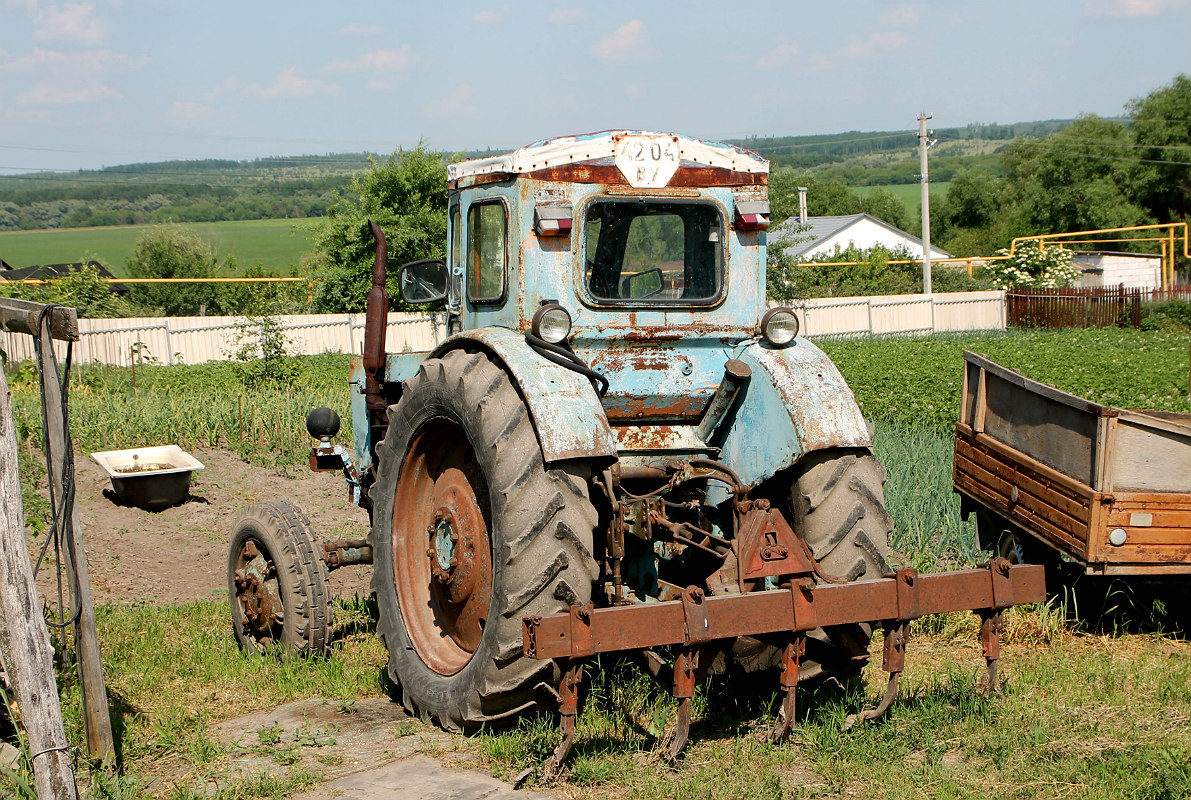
[393,419,493,676]
[232,538,283,650]
[996,531,1028,565]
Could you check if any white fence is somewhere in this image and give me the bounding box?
[0,292,1006,367]
[790,290,1006,338]
[0,312,446,367]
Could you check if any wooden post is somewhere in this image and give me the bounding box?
[0,368,79,799]
[35,324,116,767]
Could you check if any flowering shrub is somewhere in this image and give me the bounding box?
[987,245,1082,290]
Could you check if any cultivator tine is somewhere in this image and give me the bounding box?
[665,646,699,760]
[844,620,908,730]
[977,609,1005,695]
[544,659,584,778]
[769,633,806,743]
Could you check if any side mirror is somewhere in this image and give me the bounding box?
[398,259,448,304]
[620,267,664,299]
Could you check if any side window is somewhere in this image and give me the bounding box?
[449,204,461,301]
[467,201,506,303]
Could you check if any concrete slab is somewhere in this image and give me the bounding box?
[289,754,552,800]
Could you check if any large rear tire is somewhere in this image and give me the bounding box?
[370,349,599,731]
[790,448,893,682]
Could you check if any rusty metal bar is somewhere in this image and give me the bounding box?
[523,563,1044,660]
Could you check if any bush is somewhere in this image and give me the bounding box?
[767,242,992,300]
[986,245,1081,290]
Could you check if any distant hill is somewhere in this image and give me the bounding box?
[0,121,1078,232]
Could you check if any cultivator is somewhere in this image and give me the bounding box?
[523,557,1044,770]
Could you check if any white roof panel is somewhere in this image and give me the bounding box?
[448,130,768,182]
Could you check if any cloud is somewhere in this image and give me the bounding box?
[879,4,921,26]
[756,41,800,68]
[248,67,339,100]
[336,23,381,36]
[34,3,104,46]
[1086,0,1184,16]
[17,81,120,104]
[549,7,586,23]
[1,47,129,73]
[425,83,473,117]
[331,46,418,73]
[473,7,506,23]
[839,31,909,60]
[166,100,215,125]
[593,19,648,62]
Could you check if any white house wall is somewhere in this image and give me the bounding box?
[802,218,950,260]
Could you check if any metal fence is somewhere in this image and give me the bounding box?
[0,291,1009,366]
[1006,285,1191,329]
[0,312,446,366]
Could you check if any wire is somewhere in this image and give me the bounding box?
[30,305,82,646]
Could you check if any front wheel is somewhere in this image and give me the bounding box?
[370,349,599,731]
[228,500,331,656]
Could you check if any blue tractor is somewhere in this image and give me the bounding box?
[229,131,1041,764]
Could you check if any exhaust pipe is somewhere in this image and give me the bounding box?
[363,221,389,420]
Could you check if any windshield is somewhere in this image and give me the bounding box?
[584,201,724,304]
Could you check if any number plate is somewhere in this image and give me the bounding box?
[614,134,680,188]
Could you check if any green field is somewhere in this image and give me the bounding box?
[856,182,950,215]
[0,218,320,275]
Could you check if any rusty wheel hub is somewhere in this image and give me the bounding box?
[393,421,493,675]
[233,539,283,649]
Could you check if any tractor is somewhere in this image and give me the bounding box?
[228,131,1043,767]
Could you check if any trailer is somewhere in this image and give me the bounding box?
[954,350,1191,576]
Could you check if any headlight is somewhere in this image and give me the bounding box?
[761,307,799,346]
[532,302,572,344]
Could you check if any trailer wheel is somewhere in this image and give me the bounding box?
[370,349,599,731]
[228,500,331,656]
[789,448,893,682]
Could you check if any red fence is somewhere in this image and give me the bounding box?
[1006,285,1191,329]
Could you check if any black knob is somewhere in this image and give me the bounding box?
[306,407,341,440]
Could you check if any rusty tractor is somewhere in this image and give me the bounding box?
[228,131,1044,769]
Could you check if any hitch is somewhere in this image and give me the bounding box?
[523,558,1042,768]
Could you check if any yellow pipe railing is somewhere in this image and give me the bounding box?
[1011,222,1189,290]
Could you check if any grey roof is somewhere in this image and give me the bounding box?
[769,213,951,259]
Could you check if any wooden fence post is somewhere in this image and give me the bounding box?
[0,367,79,799]
[35,323,116,768]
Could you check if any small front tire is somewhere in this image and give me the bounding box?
[228,500,332,656]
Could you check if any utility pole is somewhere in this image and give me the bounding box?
[918,112,937,295]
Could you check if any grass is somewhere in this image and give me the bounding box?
[0,219,319,275]
[857,182,950,215]
[4,328,1191,797]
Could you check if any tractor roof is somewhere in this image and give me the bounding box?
[448,130,768,188]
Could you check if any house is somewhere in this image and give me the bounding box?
[0,260,129,294]
[770,213,952,261]
[1072,251,1161,291]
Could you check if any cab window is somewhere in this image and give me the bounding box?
[467,201,507,303]
[584,201,723,304]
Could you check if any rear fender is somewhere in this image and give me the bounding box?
[719,339,871,486]
[427,328,618,464]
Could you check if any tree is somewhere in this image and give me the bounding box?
[125,224,220,316]
[1000,115,1151,235]
[311,146,448,313]
[769,169,862,223]
[857,187,909,230]
[1126,73,1191,224]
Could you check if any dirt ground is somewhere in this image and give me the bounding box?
[30,448,374,606]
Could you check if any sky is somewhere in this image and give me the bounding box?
[0,0,1188,175]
